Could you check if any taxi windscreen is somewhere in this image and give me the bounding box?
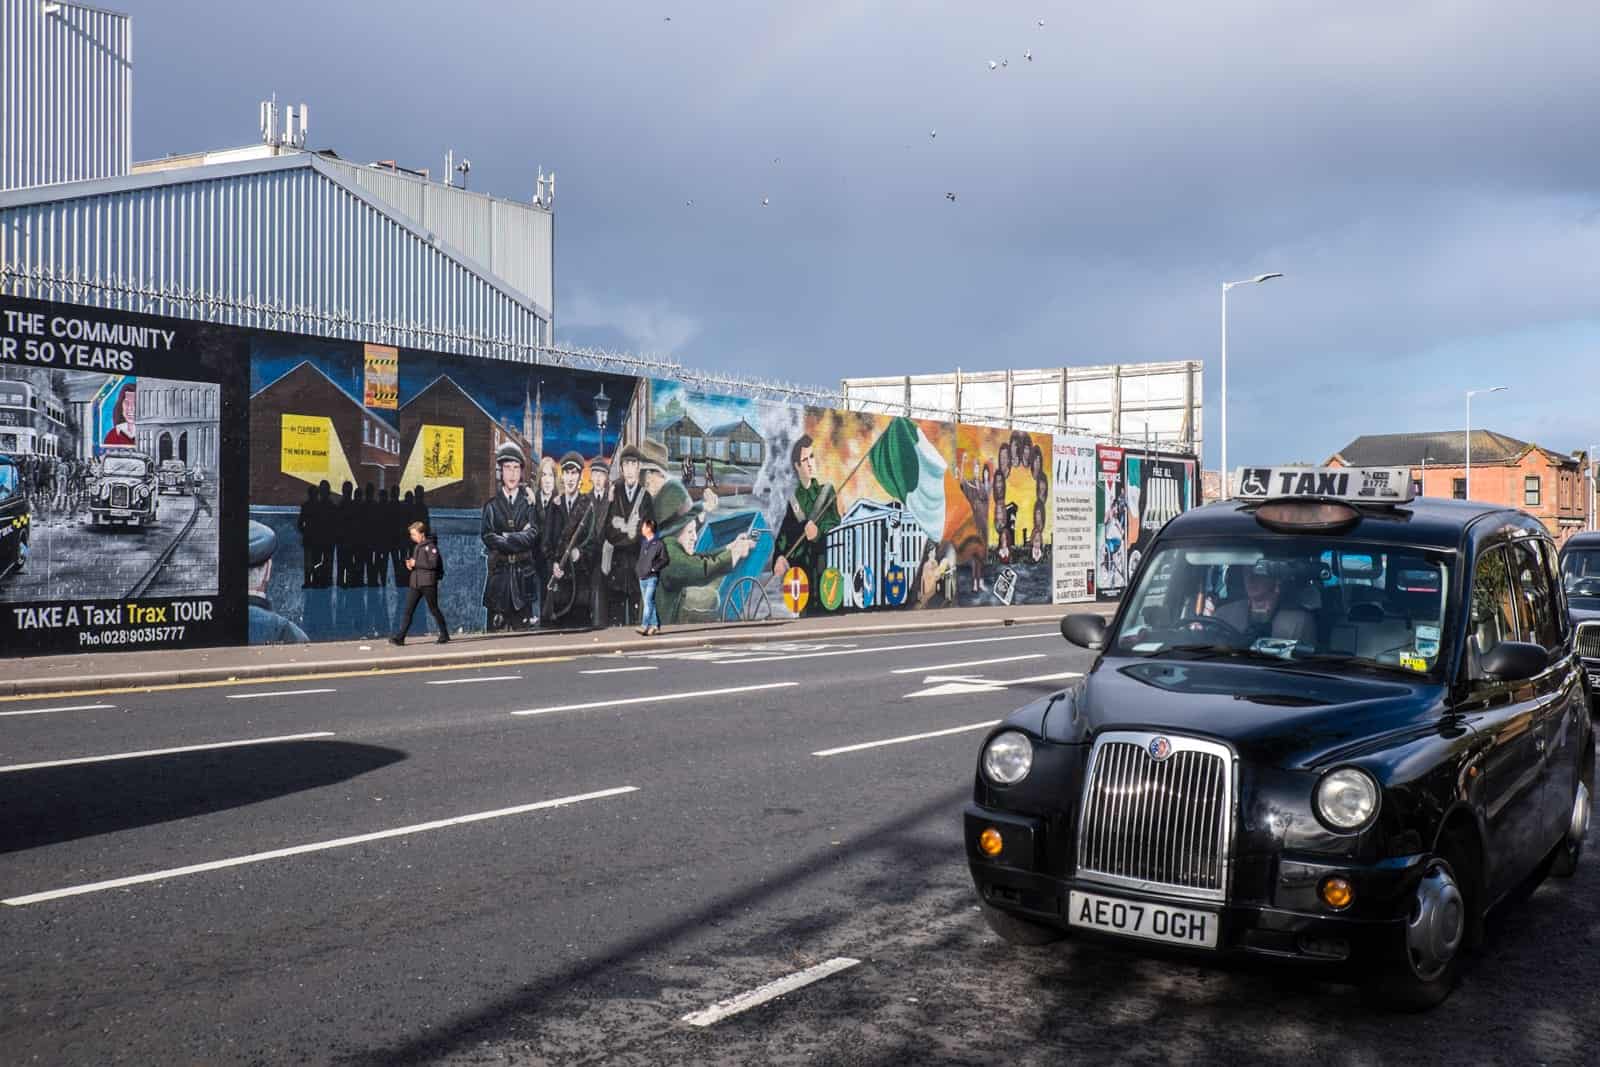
[102,456,148,477]
[1562,548,1600,601]
[1113,540,1451,675]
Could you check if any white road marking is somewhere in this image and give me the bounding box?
[580,665,660,675]
[513,682,798,717]
[0,733,336,774]
[3,786,640,906]
[889,653,1047,675]
[0,703,116,718]
[426,675,522,686]
[680,957,862,1027]
[224,688,337,700]
[903,669,1081,699]
[726,632,1056,665]
[812,721,1001,757]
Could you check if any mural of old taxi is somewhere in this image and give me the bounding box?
[966,466,1593,1009]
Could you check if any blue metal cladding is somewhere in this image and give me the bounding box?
[0,155,551,361]
[1,0,133,192]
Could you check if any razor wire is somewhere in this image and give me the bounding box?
[0,263,1195,455]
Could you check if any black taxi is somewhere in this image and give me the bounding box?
[966,467,1593,1009]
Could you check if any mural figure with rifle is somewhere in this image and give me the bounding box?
[479,442,542,632]
[772,435,841,614]
[545,452,598,626]
[603,444,656,627]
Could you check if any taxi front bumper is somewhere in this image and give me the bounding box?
[965,804,1420,968]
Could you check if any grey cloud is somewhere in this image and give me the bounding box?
[122,1,1600,464]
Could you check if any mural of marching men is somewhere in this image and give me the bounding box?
[772,434,841,613]
[544,452,599,627]
[479,441,542,631]
[602,444,655,627]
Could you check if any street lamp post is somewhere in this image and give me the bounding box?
[1418,453,1439,497]
[1220,273,1283,496]
[1464,386,1508,501]
[593,383,611,459]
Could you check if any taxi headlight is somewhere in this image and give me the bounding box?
[982,731,1033,786]
[1315,768,1379,831]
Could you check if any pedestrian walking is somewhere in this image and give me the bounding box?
[635,515,668,635]
[391,521,450,645]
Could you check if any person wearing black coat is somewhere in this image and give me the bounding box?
[391,521,449,645]
[635,515,668,636]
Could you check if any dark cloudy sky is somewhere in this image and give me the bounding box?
[125,1,1600,469]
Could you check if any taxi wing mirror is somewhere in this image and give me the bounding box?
[1062,613,1108,650]
[1480,641,1549,683]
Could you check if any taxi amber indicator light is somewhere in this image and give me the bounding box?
[1254,500,1361,532]
[1319,876,1354,910]
[978,828,1004,857]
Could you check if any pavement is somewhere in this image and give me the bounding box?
[3,616,1597,1065]
[0,602,1111,699]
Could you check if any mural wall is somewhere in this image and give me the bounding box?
[1095,445,1200,601]
[0,296,248,655]
[0,294,1203,657]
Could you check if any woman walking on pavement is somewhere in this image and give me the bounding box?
[635,516,667,636]
[392,521,450,645]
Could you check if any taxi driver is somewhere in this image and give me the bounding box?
[1213,560,1316,644]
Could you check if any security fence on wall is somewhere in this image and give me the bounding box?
[0,291,1199,657]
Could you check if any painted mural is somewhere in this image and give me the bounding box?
[1095,446,1200,601]
[0,294,1206,658]
[249,335,640,643]
[0,296,247,655]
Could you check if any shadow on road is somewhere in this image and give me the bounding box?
[0,739,406,853]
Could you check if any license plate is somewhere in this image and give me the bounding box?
[1068,889,1218,949]
[110,508,131,516]
[1589,671,1600,689]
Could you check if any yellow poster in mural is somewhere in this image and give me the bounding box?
[281,414,332,474]
[421,424,463,480]
[363,344,399,410]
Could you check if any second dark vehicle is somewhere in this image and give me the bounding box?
[966,466,1592,1010]
[0,453,29,580]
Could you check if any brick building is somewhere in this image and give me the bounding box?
[1327,430,1592,545]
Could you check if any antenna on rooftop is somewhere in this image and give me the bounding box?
[444,149,454,186]
[259,95,279,146]
[455,157,471,190]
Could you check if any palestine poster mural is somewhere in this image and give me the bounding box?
[0,296,248,655]
[1052,435,1097,603]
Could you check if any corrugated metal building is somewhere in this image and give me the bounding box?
[2,0,133,191]
[0,148,555,359]
[0,1,555,362]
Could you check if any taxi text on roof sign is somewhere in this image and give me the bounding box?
[1234,466,1415,504]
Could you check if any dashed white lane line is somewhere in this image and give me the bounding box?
[889,652,1047,675]
[513,681,798,717]
[2,786,640,907]
[0,731,336,774]
[812,721,1001,758]
[725,632,1055,665]
[580,665,659,675]
[426,675,522,686]
[0,703,116,718]
[680,957,862,1027]
[225,688,337,700]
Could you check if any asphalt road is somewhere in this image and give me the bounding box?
[2,620,1598,1065]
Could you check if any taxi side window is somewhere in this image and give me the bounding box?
[1468,545,1519,675]
[1509,540,1561,653]
[1537,539,1571,642]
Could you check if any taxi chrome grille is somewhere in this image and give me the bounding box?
[110,484,129,509]
[1578,623,1600,662]
[1075,732,1234,903]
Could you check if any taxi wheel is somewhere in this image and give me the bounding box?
[1550,753,1592,878]
[979,900,1065,946]
[1365,846,1473,1012]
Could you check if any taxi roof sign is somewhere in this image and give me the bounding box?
[1235,466,1414,504]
